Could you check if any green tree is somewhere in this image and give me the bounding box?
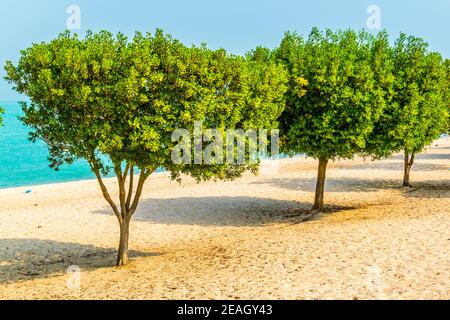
[5,30,287,265]
[167,44,288,182]
[444,59,450,134]
[366,34,448,186]
[276,28,389,212]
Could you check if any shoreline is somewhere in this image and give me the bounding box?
[0,137,447,193]
[0,156,307,192]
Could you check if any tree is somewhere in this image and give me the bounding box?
[5,30,288,266]
[275,28,389,212]
[444,59,450,134]
[0,107,3,126]
[366,34,449,187]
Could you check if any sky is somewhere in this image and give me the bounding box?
[0,0,449,100]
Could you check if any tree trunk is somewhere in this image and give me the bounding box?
[313,158,328,210]
[90,160,152,267]
[116,218,130,266]
[403,152,415,187]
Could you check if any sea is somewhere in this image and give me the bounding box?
[0,101,294,190]
[0,102,103,189]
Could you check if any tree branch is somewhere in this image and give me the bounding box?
[128,167,153,216]
[122,163,130,181]
[126,166,134,211]
[90,162,122,224]
[409,153,415,167]
[114,164,127,219]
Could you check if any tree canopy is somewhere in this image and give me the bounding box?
[167,43,288,181]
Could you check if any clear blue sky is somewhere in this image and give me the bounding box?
[1,0,449,100]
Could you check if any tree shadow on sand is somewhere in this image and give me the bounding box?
[95,197,312,227]
[93,171,449,228]
[402,182,450,199]
[390,152,450,161]
[336,158,449,171]
[251,176,402,193]
[253,175,449,197]
[0,238,159,285]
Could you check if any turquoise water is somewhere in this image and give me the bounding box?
[0,101,289,189]
[0,102,99,189]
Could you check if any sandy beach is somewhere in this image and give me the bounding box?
[0,137,449,300]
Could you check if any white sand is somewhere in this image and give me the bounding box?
[0,137,449,299]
